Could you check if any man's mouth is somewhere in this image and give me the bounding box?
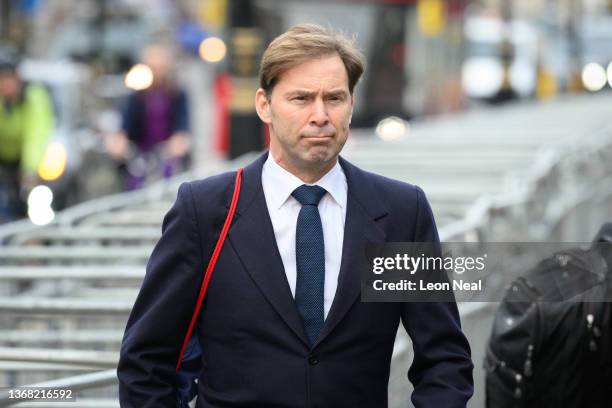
[302,134,333,139]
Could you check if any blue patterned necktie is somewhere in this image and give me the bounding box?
[292,184,327,346]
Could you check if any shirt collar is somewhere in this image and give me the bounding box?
[262,153,347,210]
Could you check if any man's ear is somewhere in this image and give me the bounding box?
[255,88,272,124]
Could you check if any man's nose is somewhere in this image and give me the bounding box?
[309,98,329,126]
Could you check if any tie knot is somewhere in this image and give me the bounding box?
[292,185,327,206]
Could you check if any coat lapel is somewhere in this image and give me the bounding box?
[227,153,310,347]
[314,157,388,348]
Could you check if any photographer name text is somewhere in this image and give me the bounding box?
[372,279,482,292]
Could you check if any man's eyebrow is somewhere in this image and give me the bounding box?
[284,90,315,97]
[324,89,349,97]
[284,89,349,97]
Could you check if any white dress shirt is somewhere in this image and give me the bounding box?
[261,154,347,320]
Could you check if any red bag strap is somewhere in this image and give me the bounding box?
[176,168,243,371]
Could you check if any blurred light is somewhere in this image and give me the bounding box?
[27,185,53,208]
[417,0,446,38]
[582,63,607,92]
[200,0,227,30]
[125,64,153,90]
[376,117,409,141]
[199,37,227,63]
[27,185,55,226]
[509,60,536,97]
[28,205,55,226]
[465,18,503,43]
[461,58,504,98]
[37,142,67,181]
[608,62,612,88]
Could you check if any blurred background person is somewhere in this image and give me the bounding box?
[105,44,192,190]
[0,49,54,223]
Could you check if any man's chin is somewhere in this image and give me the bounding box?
[302,150,338,167]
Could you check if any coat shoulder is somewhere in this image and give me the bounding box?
[346,162,438,241]
[177,171,237,220]
[186,171,236,196]
[352,164,425,205]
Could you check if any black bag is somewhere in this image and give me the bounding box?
[176,335,202,408]
[485,245,612,408]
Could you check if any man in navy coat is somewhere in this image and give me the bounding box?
[118,24,473,407]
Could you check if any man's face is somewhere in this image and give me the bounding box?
[0,71,20,99]
[143,47,172,85]
[255,53,354,175]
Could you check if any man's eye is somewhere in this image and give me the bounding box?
[292,96,306,101]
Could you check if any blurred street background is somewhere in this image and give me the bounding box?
[0,0,612,406]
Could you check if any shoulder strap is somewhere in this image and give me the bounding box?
[176,168,243,371]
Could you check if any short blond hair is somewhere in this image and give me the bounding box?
[259,24,365,96]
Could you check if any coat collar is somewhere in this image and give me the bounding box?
[231,152,388,218]
[261,153,347,211]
